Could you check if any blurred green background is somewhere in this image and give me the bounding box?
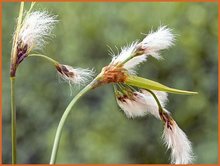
[2,2,218,164]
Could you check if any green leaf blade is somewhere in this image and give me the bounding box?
[125,75,198,95]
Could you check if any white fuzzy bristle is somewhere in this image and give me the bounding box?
[140,26,175,59]
[116,90,168,118]
[57,64,94,86]
[18,11,57,51]
[163,121,194,164]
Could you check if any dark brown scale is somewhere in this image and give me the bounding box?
[123,94,128,98]
[133,93,138,96]
[61,65,69,73]
[17,51,23,59]
[117,96,123,101]
[16,44,28,65]
[55,65,62,73]
[159,112,173,131]
[67,72,74,77]
[58,65,75,78]
[22,44,28,54]
[117,95,127,103]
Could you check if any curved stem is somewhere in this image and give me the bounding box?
[10,77,16,164]
[146,89,173,126]
[145,89,163,112]
[28,54,59,66]
[49,77,99,164]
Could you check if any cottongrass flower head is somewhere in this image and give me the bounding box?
[138,26,175,59]
[56,64,95,87]
[94,25,195,164]
[109,26,175,74]
[163,121,194,164]
[18,11,57,52]
[49,23,197,164]
[115,86,194,164]
[11,10,57,77]
[115,88,168,118]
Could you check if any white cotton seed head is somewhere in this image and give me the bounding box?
[116,91,148,118]
[18,11,57,51]
[109,26,175,74]
[116,90,168,118]
[162,121,194,164]
[57,64,94,86]
[140,26,175,59]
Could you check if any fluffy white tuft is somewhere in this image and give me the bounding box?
[18,11,57,50]
[140,26,175,59]
[123,54,147,74]
[57,64,94,86]
[116,91,147,118]
[110,42,138,66]
[116,90,168,118]
[163,121,194,164]
[110,26,175,74]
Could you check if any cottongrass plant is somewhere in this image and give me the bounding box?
[9,2,93,163]
[50,26,197,164]
[10,2,197,164]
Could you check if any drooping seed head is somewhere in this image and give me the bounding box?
[56,64,94,86]
[116,90,147,118]
[163,121,194,164]
[115,88,169,118]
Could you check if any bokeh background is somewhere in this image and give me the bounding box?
[2,2,218,164]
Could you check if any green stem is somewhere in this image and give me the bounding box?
[27,2,36,14]
[145,89,163,114]
[145,89,173,124]
[28,54,59,66]
[49,77,99,164]
[10,77,16,164]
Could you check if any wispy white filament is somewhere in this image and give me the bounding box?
[110,42,148,74]
[163,121,194,164]
[18,11,57,50]
[123,54,147,74]
[139,26,175,59]
[58,65,94,86]
[110,42,138,66]
[116,90,168,118]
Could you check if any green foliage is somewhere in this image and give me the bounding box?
[2,2,218,164]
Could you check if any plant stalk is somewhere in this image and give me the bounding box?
[145,89,163,112]
[146,89,173,126]
[29,54,59,66]
[10,77,16,164]
[49,77,99,164]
